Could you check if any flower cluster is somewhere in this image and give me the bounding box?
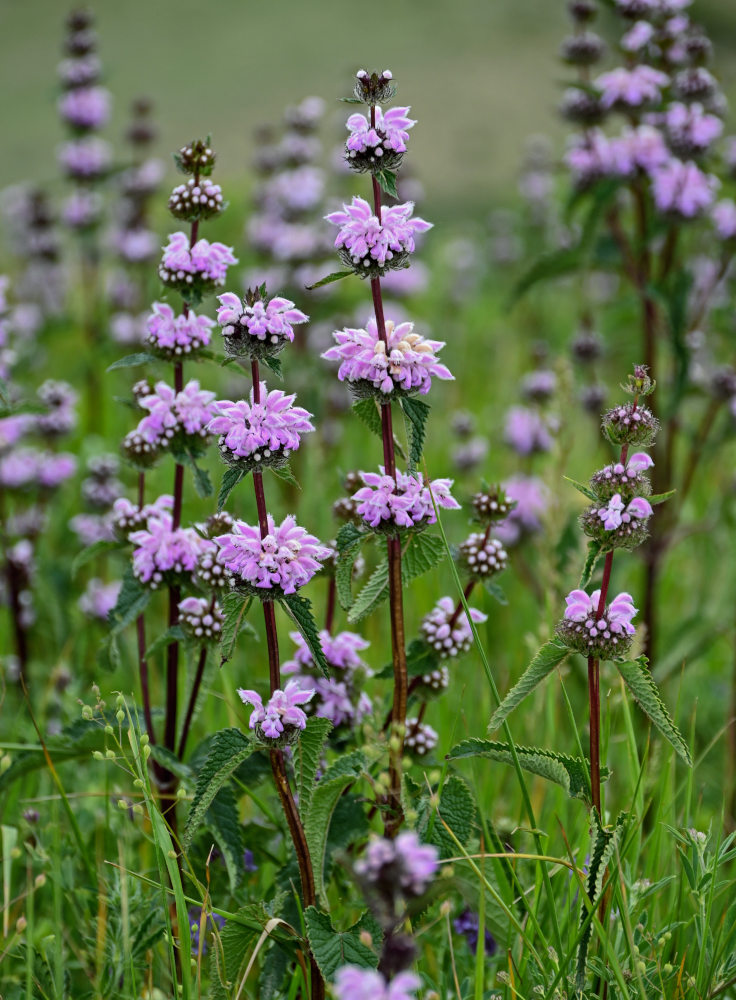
[590,451,654,500]
[134,380,217,451]
[602,401,659,446]
[353,469,459,533]
[208,385,314,471]
[334,968,420,1000]
[355,832,439,898]
[216,291,308,359]
[323,317,452,397]
[282,630,373,729]
[404,717,438,756]
[420,596,487,660]
[344,105,416,172]
[556,589,638,659]
[178,596,223,642]
[581,493,653,549]
[459,530,508,578]
[168,177,224,221]
[158,232,237,296]
[214,515,331,598]
[145,301,214,358]
[130,511,211,589]
[494,476,549,546]
[471,484,516,524]
[326,196,432,278]
[504,405,554,455]
[79,578,121,621]
[237,680,314,742]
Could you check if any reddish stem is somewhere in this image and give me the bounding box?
[178,644,208,759]
[325,575,336,634]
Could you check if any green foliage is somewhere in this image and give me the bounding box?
[100,566,151,669]
[71,538,125,577]
[418,773,476,859]
[106,352,157,371]
[304,907,379,980]
[183,728,254,849]
[335,522,367,611]
[564,476,599,502]
[579,540,602,589]
[280,592,329,677]
[347,556,389,623]
[217,467,244,511]
[219,594,253,665]
[144,624,186,659]
[576,812,627,990]
[206,782,246,893]
[348,530,445,623]
[305,269,354,289]
[208,904,273,1000]
[400,395,430,466]
[270,463,300,489]
[481,578,508,605]
[295,717,332,818]
[352,397,383,438]
[617,655,692,766]
[375,167,399,198]
[487,639,569,732]
[262,354,283,380]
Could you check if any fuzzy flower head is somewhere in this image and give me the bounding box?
[712,199,736,241]
[112,494,173,540]
[58,137,111,179]
[664,102,723,157]
[326,196,432,278]
[158,232,237,297]
[353,469,459,534]
[178,596,224,642]
[355,831,439,900]
[602,402,659,447]
[130,512,212,589]
[421,595,487,660]
[344,105,416,172]
[58,86,111,131]
[237,680,314,743]
[168,177,224,222]
[650,159,718,219]
[493,476,549,547]
[214,515,331,598]
[208,384,314,472]
[145,302,214,358]
[404,717,439,757]
[334,968,420,1000]
[590,451,654,501]
[556,589,637,659]
[323,317,452,398]
[595,65,669,110]
[79,578,121,621]
[504,406,554,455]
[581,493,653,549]
[216,290,308,360]
[459,531,508,579]
[282,630,373,729]
[136,380,217,450]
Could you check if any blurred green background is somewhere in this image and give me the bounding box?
[2,0,735,216]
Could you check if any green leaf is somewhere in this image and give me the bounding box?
[338,96,365,104]
[261,354,283,380]
[183,728,254,849]
[280,593,329,678]
[564,476,599,502]
[191,462,213,499]
[219,594,253,665]
[405,637,440,678]
[401,396,430,466]
[295,717,333,818]
[305,907,379,980]
[580,540,602,589]
[145,625,186,659]
[305,269,354,290]
[71,539,125,577]
[352,397,382,438]
[106,352,157,371]
[148,744,193,782]
[335,522,367,611]
[487,639,569,732]
[482,579,508,605]
[576,812,627,990]
[304,752,365,906]
[206,782,245,893]
[347,557,389,624]
[208,904,269,1000]
[375,168,398,199]
[423,773,476,859]
[217,467,245,511]
[616,656,692,766]
[448,739,610,804]
[107,565,151,634]
[649,489,676,505]
[402,531,446,580]
[270,463,301,490]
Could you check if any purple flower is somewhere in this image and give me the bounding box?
[453,908,498,955]
[0,415,35,452]
[334,968,421,1000]
[326,196,432,276]
[57,137,111,179]
[137,380,216,446]
[353,469,459,532]
[188,909,226,954]
[260,166,325,213]
[282,630,373,728]
[597,493,653,530]
[237,680,314,739]
[58,86,110,130]
[70,512,115,546]
[130,512,211,588]
[209,386,314,468]
[621,21,656,52]
[146,301,214,357]
[58,55,101,89]
[346,106,416,155]
[494,475,549,546]
[323,317,452,396]
[62,190,103,229]
[712,200,736,240]
[664,102,723,156]
[158,232,237,292]
[38,453,77,488]
[112,493,173,539]
[557,588,638,657]
[79,578,121,620]
[217,292,308,349]
[650,159,718,218]
[503,406,554,455]
[112,228,158,263]
[355,831,439,896]
[595,65,669,109]
[405,717,439,756]
[421,596,487,659]
[214,515,331,596]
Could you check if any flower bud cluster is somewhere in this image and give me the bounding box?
[216,289,308,360]
[178,596,224,642]
[352,69,396,106]
[175,139,217,176]
[471,485,516,524]
[556,589,637,659]
[602,401,659,446]
[168,177,224,221]
[420,596,487,660]
[403,717,438,757]
[459,531,508,579]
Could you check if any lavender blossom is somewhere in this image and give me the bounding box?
[58,86,110,131]
[79,578,121,620]
[494,476,549,546]
[712,199,736,240]
[57,137,111,180]
[345,105,416,172]
[158,232,237,296]
[214,515,331,597]
[323,317,452,397]
[355,831,439,897]
[178,596,223,642]
[325,196,432,278]
[590,451,654,500]
[137,380,216,448]
[130,512,211,588]
[145,301,214,358]
[602,401,659,446]
[404,717,438,756]
[594,64,669,109]
[459,531,508,578]
[453,908,498,955]
[582,493,653,548]
[216,291,308,359]
[353,469,459,533]
[168,178,224,221]
[282,630,373,728]
[237,680,314,741]
[556,588,638,658]
[334,968,421,1000]
[421,596,487,659]
[503,405,554,455]
[650,159,718,218]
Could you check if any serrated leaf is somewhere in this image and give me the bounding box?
[206,782,246,893]
[280,593,329,678]
[347,557,389,623]
[305,908,379,980]
[107,565,151,634]
[295,717,332,818]
[405,637,440,678]
[487,639,569,732]
[482,579,508,605]
[305,752,365,906]
[270,463,300,490]
[148,743,193,781]
[335,522,367,612]
[402,531,446,579]
[424,774,476,859]
[448,739,610,804]
[262,355,283,380]
[401,396,430,466]
[616,656,692,765]
[183,728,254,849]
[106,352,157,372]
[564,476,599,502]
[220,594,253,665]
[649,489,676,505]
[192,462,213,499]
[71,539,125,577]
[352,397,382,438]
[217,467,245,511]
[580,540,602,589]
[208,904,268,1000]
[305,269,354,290]
[375,168,398,199]
[576,812,627,989]
[145,625,186,659]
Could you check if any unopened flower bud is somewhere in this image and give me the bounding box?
[352,69,396,105]
[560,32,606,66]
[93,750,104,761]
[16,915,27,933]
[116,709,125,724]
[175,139,216,177]
[106,749,116,760]
[81,705,93,720]
[34,873,46,889]
[602,402,658,447]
